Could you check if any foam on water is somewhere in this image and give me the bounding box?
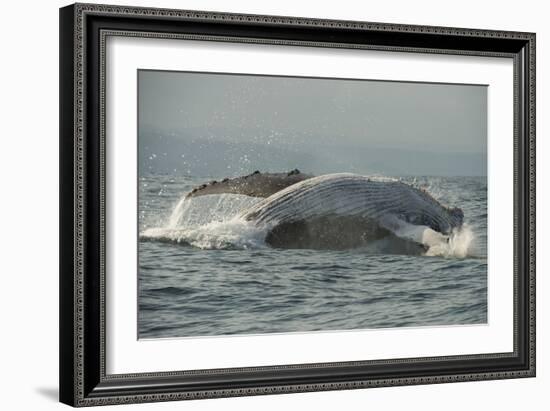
[142,218,268,250]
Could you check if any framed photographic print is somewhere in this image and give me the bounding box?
[59,3,536,407]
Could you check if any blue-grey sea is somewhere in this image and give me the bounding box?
[138,174,487,339]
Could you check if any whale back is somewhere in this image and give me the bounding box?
[241,173,463,235]
[186,169,312,199]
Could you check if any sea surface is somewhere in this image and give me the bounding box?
[138,174,487,339]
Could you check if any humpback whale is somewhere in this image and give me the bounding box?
[186,171,464,251]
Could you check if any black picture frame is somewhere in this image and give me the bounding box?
[59,3,536,407]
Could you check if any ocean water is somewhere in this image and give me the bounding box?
[138,174,487,339]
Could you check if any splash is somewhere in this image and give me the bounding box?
[425,224,476,258]
[141,194,267,250]
[167,193,261,229]
[378,215,475,258]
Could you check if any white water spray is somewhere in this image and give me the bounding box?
[141,194,267,249]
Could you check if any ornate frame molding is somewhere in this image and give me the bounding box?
[60,3,535,407]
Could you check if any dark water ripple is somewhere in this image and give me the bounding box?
[138,175,487,338]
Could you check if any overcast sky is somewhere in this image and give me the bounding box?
[138,70,487,177]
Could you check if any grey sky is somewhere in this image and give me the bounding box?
[138,70,487,177]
